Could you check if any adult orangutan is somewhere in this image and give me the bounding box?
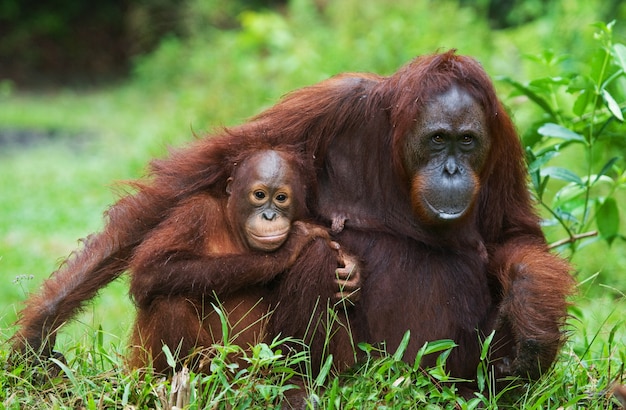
[250,50,573,383]
[11,50,572,392]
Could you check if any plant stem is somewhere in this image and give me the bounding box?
[581,46,611,232]
[548,230,597,249]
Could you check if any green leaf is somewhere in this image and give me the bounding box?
[393,330,411,361]
[537,123,586,143]
[541,166,584,185]
[97,324,104,351]
[480,331,495,361]
[597,197,620,243]
[122,382,131,406]
[422,339,457,355]
[567,74,594,92]
[573,89,592,117]
[530,172,541,197]
[608,322,621,347]
[476,362,485,392]
[612,43,626,72]
[553,183,586,210]
[413,339,457,371]
[554,208,579,225]
[527,150,558,174]
[50,357,78,387]
[538,174,551,199]
[601,89,624,121]
[594,157,620,183]
[591,20,615,33]
[525,50,568,67]
[522,127,543,149]
[327,378,339,410]
[434,348,453,377]
[211,302,230,343]
[529,76,569,89]
[162,344,176,369]
[357,342,374,356]
[499,77,557,119]
[315,354,333,387]
[589,48,610,82]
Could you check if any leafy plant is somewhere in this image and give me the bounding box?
[501,21,626,255]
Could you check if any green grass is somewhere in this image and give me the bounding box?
[1,0,625,407]
[1,301,624,409]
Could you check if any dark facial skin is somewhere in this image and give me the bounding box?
[403,86,490,224]
[226,150,298,251]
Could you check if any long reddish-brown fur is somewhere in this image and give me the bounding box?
[10,70,369,357]
[271,51,574,383]
[12,50,573,390]
[125,147,342,373]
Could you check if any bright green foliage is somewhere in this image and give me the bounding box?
[502,21,626,253]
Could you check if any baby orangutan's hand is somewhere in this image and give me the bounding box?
[330,241,361,305]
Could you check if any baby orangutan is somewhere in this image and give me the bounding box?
[127,149,360,372]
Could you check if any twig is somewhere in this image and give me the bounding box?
[549,230,598,249]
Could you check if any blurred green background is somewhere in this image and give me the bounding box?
[1,0,625,354]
